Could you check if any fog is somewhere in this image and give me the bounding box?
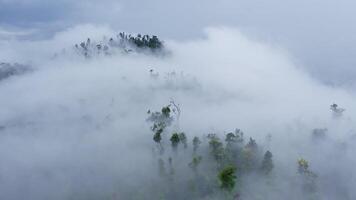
[0,24,355,199]
[2,0,356,87]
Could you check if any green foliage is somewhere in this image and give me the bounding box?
[261,151,274,175]
[218,165,237,192]
[74,33,164,59]
[297,159,318,195]
[209,135,225,164]
[147,105,175,145]
[224,130,245,168]
[298,158,309,174]
[147,107,173,128]
[145,103,290,200]
[298,158,317,179]
[119,32,164,50]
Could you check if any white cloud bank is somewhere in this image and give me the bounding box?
[0,25,355,199]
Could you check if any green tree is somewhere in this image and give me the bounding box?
[209,135,226,167]
[147,105,175,154]
[297,158,318,195]
[218,165,237,192]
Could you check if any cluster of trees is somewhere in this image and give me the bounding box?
[142,102,324,199]
[73,33,164,58]
[144,103,280,199]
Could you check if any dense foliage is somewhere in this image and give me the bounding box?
[72,33,164,58]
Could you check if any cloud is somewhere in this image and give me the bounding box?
[2,0,356,87]
[0,25,356,199]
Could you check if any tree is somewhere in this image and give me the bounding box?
[148,35,163,49]
[209,135,225,166]
[179,132,188,149]
[298,158,309,174]
[297,158,318,194]
[161,106,171,117]
[147,105,173,128]
[218,165,237,192]
[170,133,180,151]
[261,151,274,175]
[330,103,345,117]
[245,137,257,151]
[241,137,259,171]
[147,105,175,154]
[225,132,237,143]
[153,127,163,144]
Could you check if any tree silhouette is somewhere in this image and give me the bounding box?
[170,133,180,151]
[261,151,274,175]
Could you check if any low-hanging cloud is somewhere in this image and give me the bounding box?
[0,25,356,199]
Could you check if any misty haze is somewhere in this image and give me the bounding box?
[1,1,356,200]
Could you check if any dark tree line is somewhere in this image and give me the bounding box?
[74,32,164,58]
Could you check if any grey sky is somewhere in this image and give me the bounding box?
[1,0,356,86]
